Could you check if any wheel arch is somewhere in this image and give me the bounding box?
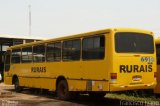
[56,76,67,89]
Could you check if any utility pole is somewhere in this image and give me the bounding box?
[28,5,31,36]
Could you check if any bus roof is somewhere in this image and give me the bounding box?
[7,28,153,50]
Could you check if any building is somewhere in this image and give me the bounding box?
[0,35,42,81]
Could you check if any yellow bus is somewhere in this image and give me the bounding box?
[154,38,160,93]
[4,28,156,100]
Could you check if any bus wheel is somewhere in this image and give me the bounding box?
[14,78,22,93]
[57,80,71,100]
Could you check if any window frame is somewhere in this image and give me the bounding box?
[11,48,21,64]
[46,41,62,62]
[62,38,81,61]
[33,44,46,63]
[21,46,33,63]
[114,32,154,54]
[82,35,105,60]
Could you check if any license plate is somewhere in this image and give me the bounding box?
[132,75,142,81]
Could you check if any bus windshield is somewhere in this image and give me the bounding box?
[115,32,154,53]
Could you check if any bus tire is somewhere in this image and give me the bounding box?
[56,80,71,100]
[14,78,22,93]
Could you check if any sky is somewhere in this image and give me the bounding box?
[0,0,160,38]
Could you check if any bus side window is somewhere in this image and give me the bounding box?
[22,47,32,63]
[156,44,160,65]
[12,49,21,64]
[62,39,81,61]
[5,51,11,71]
[82,35,105,60]
[46,42,61,62]
[33,44,45,62]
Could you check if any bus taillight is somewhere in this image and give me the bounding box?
[111,73,117,80]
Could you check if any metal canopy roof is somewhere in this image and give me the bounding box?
[0,35,43,46]
[0,34,43,40]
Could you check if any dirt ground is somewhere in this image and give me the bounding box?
[0,83,122,106]
[1,83,160,106]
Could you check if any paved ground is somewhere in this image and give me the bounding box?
[0,83,121,106]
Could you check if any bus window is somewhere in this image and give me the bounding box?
[4,50,11,71]
[46,42,61,62]
[82,36,105,60]
[33,44,45,62]
[115,32,154,53]
[22,47,32,63]
[62,39,81,61]
[12,49,21,64]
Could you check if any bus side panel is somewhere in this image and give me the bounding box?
[19,77,56,91]
[68,80,86,91]
[91,80,109,91]
[68,80,109,91]
[10,63,57,91]
[4,76,12,85]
